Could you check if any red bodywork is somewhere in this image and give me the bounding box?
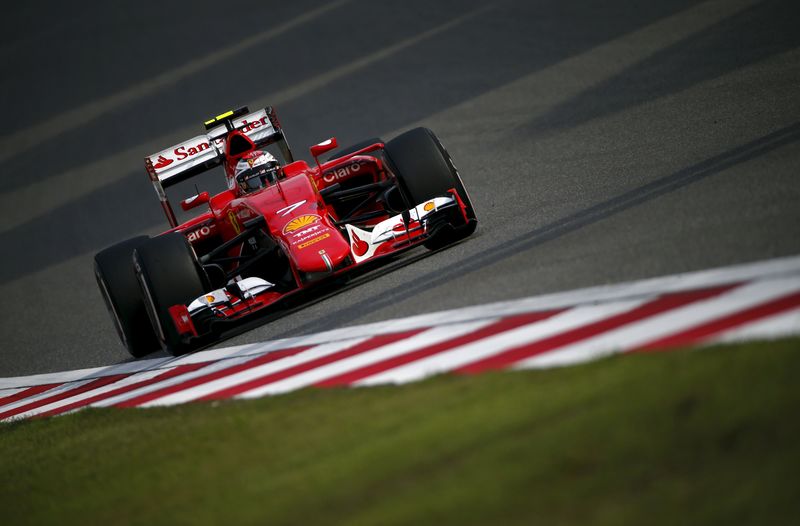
[143,107,469,343]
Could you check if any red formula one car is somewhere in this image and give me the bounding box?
[95,106,477,356]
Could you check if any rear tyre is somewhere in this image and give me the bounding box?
[326,137,383,161]
[133,233,207,356]
[384,127,477,249]
[94,236,160,358]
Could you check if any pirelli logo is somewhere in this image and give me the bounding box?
[298,233,330,249]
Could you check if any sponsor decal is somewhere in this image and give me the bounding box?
[298,233,330,249]
[160,119,274,166]
[228,211,242,234]
[244,153,270,169]
[423,201,435,212]
[322,161,362,183]
[201,289,229,306]
[283,214,321,234]
[174,141,213,160]
[150,112,276,175]
[351,232,369,257]
[187,225,212,243]
[153,155,173,169]
[240,116,270,133]
[292,228,328,245]
[277,200,307,217]
[291,224,323,238]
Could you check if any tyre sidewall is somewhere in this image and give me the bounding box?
[384,128,477,245]
[94,236,159,358]
[134,233,206,355]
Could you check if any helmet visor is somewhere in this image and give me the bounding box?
[237,161,280,192]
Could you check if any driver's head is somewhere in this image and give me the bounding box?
[233,151,280,194]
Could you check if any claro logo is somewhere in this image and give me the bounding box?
[322,161,362,183]
[187,225,212,243]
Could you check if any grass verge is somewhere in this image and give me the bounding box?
[1,338,799,525]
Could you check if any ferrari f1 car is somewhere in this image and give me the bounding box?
[95,106,477,357]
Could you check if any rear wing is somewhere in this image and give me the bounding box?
[145,106,294,227]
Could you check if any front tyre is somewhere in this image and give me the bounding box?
[384,127,477,249]
[133,233,207,356]
[94,236,160,358]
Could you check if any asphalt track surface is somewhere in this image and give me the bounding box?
[0,0,798,377]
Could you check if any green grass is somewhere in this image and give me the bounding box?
[2,338,799,525]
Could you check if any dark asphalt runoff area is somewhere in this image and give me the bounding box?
[1,0,798,376]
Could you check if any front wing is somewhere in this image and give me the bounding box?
[167,193,469,343]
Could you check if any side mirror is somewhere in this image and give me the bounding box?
[310,137,338,163]
[180,191,210,211]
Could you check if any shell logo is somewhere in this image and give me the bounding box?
[283,214,321,234]
[423,201,435,212]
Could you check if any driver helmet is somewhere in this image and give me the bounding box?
[233,151,280,194]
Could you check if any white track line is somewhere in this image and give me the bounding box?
[233,320,498,399]
[516,277,800,369]
[0,358,177,391]
[136,338,371,407]
[355,299,647,387]
[0,0,353,165]
[0,378,94,414]
[87,345,312,408]
[164,342,285,366]
[0,386,32,400]
[0,4,492,236]
[8,368,180,420]
[711,307,800,344]
[351,255,800,336]
[2,255,799,391]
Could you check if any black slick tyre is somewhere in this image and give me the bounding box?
[384,127,477,249]
[133,233,207,356]
[94,236,160,358]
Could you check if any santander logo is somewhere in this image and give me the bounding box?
[151,113,274,173]
[172,117,272,161]
[153,155,174,169]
